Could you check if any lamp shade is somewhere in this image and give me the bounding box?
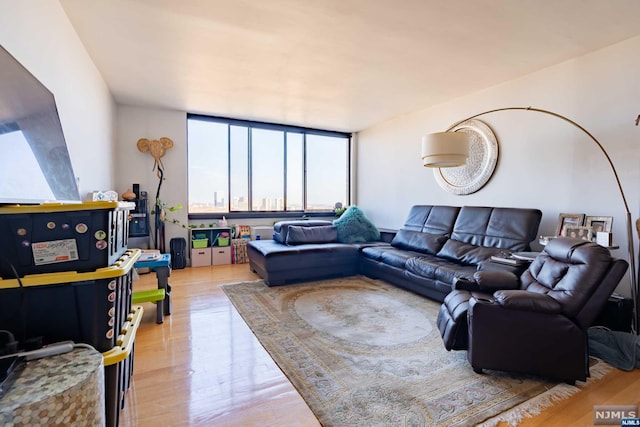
[421,132,469,167]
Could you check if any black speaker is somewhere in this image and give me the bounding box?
[593,295,633,332]
[132,183,140,200]
[170,238,187,269]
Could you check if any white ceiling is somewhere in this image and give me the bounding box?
[60,0,640,133]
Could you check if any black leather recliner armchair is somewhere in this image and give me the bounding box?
[437,238,629,382]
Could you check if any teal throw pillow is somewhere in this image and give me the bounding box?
[333,206,380,243]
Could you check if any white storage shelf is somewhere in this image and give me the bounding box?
[190,227,232,267]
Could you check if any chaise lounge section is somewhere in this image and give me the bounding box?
[247,220,367,285]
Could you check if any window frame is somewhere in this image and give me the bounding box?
[187,113,352,220]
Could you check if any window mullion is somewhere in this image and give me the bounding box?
[247,127,252,212]
[303,133,307,211]
[226,124,231,212]
[283,132,288,211]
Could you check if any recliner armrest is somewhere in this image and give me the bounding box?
[477,260,529,277]
[472,270,519,291]
[452,277,479,291]
[493,290,563,314]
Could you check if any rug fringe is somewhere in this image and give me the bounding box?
[477,384,578,427]
[588,358,614,380]
[478,360,614,427]
[221,278,265,289]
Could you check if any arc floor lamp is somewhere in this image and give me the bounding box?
[422,106,638,334]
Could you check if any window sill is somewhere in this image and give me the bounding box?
[188,211,337,221]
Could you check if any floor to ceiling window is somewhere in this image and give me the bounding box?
[187,114,351,217]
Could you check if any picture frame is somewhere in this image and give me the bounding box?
[584,216,613,234]
[555,213,585,236]
[562,225,593,241]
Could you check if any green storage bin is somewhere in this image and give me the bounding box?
[216,232,230,247]
[192,238,208,248]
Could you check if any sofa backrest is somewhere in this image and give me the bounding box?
[398,205,542,252]
[451,206,542,251]
[402,205,460,234]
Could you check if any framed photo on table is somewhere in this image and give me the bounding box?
[562,225,593,241]
[584,216,613,234]
[555,213,585,236]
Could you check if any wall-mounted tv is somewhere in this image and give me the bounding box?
[0,44,80,204]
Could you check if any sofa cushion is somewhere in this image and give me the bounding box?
[333,206,380,243]
[380,248,420,269]
[436,239,501,266]
[361,245,421,269]
[405,255,478,283]
[391,229,448,255]
[286,225,338,245]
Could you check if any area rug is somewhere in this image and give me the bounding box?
[222,276,610,426]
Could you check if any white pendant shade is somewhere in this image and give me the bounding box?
[421,132,469,167]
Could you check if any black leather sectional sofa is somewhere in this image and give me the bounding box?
[247,205,542,301]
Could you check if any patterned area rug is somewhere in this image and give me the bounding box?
[223,276,610,426]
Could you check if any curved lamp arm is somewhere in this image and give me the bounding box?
[437,106,638,334]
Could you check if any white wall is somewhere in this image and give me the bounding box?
[0,1,116,197]
[357,35,640,296]
[115,105,188,248]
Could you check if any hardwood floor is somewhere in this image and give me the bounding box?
[120,264,640,426]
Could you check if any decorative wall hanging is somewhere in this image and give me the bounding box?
[137,137,174,252]
[433,119,498,195]
[137,137,174,179]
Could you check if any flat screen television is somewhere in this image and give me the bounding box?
[0,44,80,204]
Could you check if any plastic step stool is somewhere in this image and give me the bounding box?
[134,254,172,315]
[132,289,166,324]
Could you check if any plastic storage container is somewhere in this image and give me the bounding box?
[103,304,143,427]
[0,201,135,278]
[0,249,142,427]
[0,249,141,352]
[216,232,230,247]
[192,238,208,248]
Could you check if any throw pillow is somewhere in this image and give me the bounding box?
[332,206,380,243]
